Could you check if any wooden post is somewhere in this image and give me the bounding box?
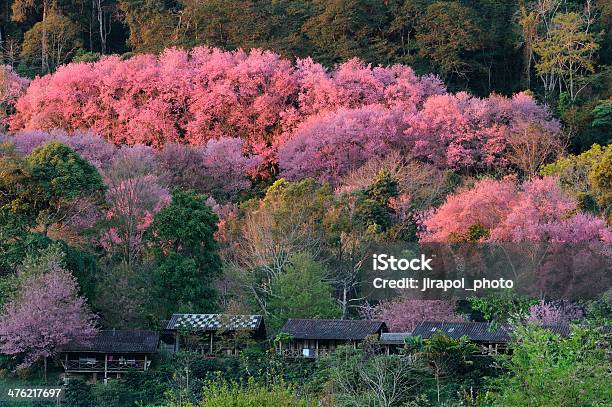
[104,354,108,383]
[144,355,148,371]
[174,332,179,353]
[315,340,319,358]
[209,332,213,355]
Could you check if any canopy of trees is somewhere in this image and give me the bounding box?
[0,1,609,403]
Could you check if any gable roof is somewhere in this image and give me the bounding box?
[412,321,571,343]
[281,319,387,340]
[61,330,159,354]
[380,332,412,345]
[166,314,264,331]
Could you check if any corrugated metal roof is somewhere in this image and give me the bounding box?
[380,332,412,345]
[166,314,263,331]
[60,330,159,354]
[412,321,571,342]
[280,319,387,340]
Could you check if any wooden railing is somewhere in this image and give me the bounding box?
[63,360,148,372]
[278,348,332,359]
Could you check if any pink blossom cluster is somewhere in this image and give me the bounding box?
[8,46,558,177]
[2,130,260,196]
[279,91,559,183]
[526,300,584,325]
[373,299,464,332]
[6,129,117,169]
[0,268,97,367]
[0,65,29,128]
[422,177,611,243]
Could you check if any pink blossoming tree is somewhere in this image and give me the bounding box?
[422,176,611,243]
[0,65,28,130]
[373,299,464,332]
[8,46,559,176]
[279,106,408,184]
[527,300,584,325]
[0,267,97,370]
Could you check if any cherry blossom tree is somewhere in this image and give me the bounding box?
[8,45,559,176]
[155,143,207,191]
[101,174,170,264]
[422,176,610,244]
[527,300,584,325]
[0,264,97,371]
[279,106,408,184]
[200,137,262,197]
[373,299,463,332]
[421,178,518,242]
[488,177,608,243]
[101,147,170,264]
[0,65,29,130]
[6,130,117,170]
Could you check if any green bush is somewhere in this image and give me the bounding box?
[485,324,611,406]
[165,378,308,407]
[64,379,94,407]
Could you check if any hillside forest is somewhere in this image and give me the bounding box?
[0,0,610,406]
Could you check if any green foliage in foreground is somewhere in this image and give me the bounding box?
[166,378,308,407]
[55,324,610,406]
[484,324,611,406]
[468,291,538,324]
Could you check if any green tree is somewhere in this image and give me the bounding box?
[468,292,537,324]
[408,332,479,404]
[12,0,54,72]
[415,1,482,80]
[63,378,94,407]
[541,144,611,219]
[146,189,222,315]
[24,141,105,234]
[268,252,340,331]
[20,11,82,72]
[0,142,104,276]
[533,12,599,101]
[588,145,612,221]
[175,0,270,50]
[117,0,176,53]
[174,379,307,407]
[301,0,391,65]
[230,178,334,315]
[591,100,612,130]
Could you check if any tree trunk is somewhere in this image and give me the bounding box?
[41,1,49,72]
[96,0,107,54]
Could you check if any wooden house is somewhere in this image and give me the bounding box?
[278,319,387,358]
[59,330,159,383]
[162,313,266,356]
[411,321,571,354]
[379,332,412,354]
